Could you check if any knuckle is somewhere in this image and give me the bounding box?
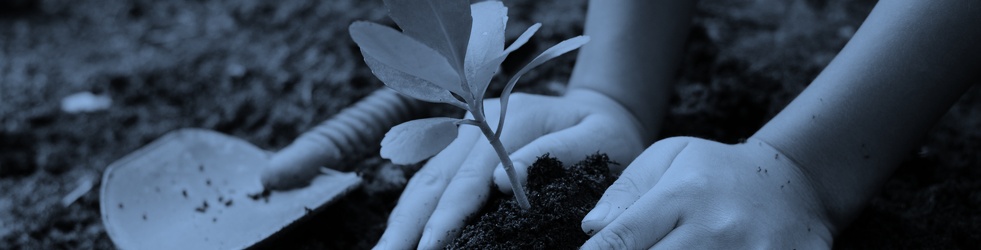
[690,173,715,192]
[703,218,738,235]
[670,172,712,197]
[605,177,645,199]
[595,225,637,250]
[656,136,688,145]
[597,123,623,138]
[387,209,425,229]
[662,136,698,144]
[684,172,712,189]
[694,222,741,246]
[540,136,570,152]
[690,214,746,242]
[405,170,447,190]
[648,136,691,152]
[452,165,490,183]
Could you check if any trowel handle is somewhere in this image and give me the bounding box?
[261,88,422,190]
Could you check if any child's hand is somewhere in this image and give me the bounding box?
[581,137,835,249]
[374,88,647,250]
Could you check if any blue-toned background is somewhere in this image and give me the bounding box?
[1,0,978,248]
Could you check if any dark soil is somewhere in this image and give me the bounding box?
[448,154,615,249]
[2,0,979,249]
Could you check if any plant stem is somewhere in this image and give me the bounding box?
[469,112,531,210]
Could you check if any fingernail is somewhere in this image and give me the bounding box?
[582,203,609,223]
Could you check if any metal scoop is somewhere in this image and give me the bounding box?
[100,89,419,249]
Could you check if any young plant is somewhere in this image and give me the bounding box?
[349,0,588,210]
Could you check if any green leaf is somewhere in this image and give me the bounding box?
[464,1,506,101]
[381,117,461,164]
[504,23,541,55]
[349,22,467,108]
[383,0,472,75]
[466,1,506,69]
[470,23,542,101]
[469,55,507,103]
[495,36,590,135]
[362,56,467,109]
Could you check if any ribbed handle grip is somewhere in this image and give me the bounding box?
[261,88,422,190]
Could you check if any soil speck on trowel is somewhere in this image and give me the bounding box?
[218,195,233,207]
[195,200,209,213]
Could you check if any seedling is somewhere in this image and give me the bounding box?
[349,0,588,209]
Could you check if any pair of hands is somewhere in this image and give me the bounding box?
[375,89,836,249]
[374,89,647,249]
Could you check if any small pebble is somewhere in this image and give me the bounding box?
[60,91,112,113]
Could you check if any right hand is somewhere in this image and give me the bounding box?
[374,89,648,249]
[580,137,836,249]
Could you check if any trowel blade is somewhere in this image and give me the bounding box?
[100,128,361,250]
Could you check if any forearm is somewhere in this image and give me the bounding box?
[753,1,980,232]
[569,0,694,143]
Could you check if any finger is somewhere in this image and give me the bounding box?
[650,224,704,249]
[649,224,751,250]
[373,125,480,250]
[581,181,685,250]
[416,138,501,249]
[492,115,644,194]
[652,220,831,249]
[581,137,691,235]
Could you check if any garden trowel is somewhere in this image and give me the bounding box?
[100,88,420,250]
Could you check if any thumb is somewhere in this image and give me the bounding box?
[581,136,692,235]
[493,116,643,194]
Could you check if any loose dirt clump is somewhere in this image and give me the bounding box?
[449,154,616,249]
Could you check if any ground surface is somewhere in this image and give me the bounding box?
[449,154,615,249]
[1,0,979,249]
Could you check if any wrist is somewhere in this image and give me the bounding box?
[564,87,661,144]
[745,135,850,235]
[749,129,885,235]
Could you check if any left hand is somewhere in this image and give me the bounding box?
[580,137,836,249]
[374,88,648,249]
